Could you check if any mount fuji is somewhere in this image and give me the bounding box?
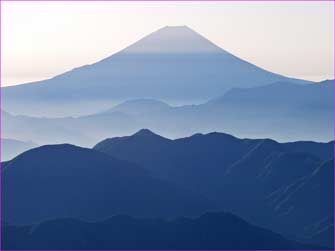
[2,26,310,117]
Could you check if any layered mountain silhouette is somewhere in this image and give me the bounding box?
[2,130,333,248]
[2,23,332,251]
[98,79,333,142]
[2,144,217,225]
[202,80,334,140]
[94,129,334,247]
[2,26,310,117]
[3,212,322,250]
[1,109,95,147]
[209,79,333,107]
[3,80,333,155]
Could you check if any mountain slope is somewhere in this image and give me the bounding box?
[3,212,322,250]
[268,159,334,245]
[2,26,309,117]
[3,79,332,146]
[1,144,217,225]
[201,79,334,141]
[94,129,333,247]
[1,138,38,161]
[208,79,333,108]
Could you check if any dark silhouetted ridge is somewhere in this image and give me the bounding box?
[3,212,322,250]
[93,130,333,248]
[2,143,216,225]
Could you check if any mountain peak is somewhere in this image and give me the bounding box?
[131,129,171,143]
[162,25,191,30]
[121,25,225,54]
[133,129,162,138]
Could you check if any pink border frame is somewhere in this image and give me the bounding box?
[0,1,333,251]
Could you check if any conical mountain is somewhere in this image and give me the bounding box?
[3,26,309,116]
[120,26,224,54]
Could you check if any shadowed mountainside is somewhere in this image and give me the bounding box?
[94,129,334,247]
[1,130,333,248]
[2,144,217,225]
[2,212,323,250]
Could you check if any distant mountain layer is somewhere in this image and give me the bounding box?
[201,80,334,141]
[3,212,322,250]
[94,129,334,247]
[2,144,216,225]
[2,26,309,117]
[3,80,333,145]
[2,109,103,146]
[209,79,333,107]
[1,138,37,161]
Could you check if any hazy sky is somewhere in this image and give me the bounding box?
[2,1,334,86]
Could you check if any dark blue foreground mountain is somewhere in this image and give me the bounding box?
[94,129,334,248]
[2,144,216,225]
[2,131,332,248]
[2,212,322,250]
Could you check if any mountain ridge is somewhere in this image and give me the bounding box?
[2,143,217,225]
[93,129,333,247]
[3,79,333,157]
[2,26,311,117]
[3,212,323,250]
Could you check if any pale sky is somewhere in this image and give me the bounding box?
[2,1,334,86]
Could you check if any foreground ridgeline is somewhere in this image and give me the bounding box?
[3,212,322,250]
[2,144,216,225]
[94,130,334,248]
[2,130,333,249]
